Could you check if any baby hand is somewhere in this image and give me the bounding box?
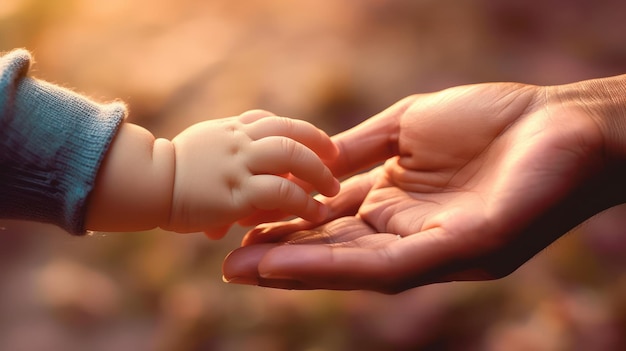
[166,110,340,238]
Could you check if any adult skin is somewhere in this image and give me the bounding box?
[223,75,626,293]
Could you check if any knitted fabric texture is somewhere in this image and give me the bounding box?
[0,49,126,234]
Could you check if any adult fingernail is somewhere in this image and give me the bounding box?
[259,272,294,280]
[222,275,258,285]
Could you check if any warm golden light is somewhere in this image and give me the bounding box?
[2,1,626,350]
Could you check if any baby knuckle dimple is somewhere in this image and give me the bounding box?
[224,123,237,133]
[228,130,253,155]
[224,167,253,209]
[225,173,241,189]
[229,143,240,155]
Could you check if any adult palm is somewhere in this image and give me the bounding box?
[223,79,626,293]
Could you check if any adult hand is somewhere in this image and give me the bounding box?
[223,77,626,293]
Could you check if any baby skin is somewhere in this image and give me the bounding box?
[85,110,340,238]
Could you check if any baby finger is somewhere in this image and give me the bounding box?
[244,175,328,223]
[247,137,340,197]
[242,117,338,160]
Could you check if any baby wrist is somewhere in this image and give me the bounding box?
[152,138,176,230]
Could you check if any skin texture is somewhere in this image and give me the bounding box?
[85,110,340,238]
[222,75,626,294]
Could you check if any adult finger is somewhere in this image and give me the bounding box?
[242,116,338,160]
[224,217,381,285]
[247,137,340,197]
[327,96,414,178]
[230,227,467,293]
[222,243,277,285]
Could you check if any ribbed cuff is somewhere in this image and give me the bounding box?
[0,49,126,235]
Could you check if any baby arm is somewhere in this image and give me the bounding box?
[85,110,339,237]
[84,123,175,232]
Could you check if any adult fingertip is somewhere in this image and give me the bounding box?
[222,244,275,282]
[222,275,259,286]
[241,219,313,246]
[240,224,273,246]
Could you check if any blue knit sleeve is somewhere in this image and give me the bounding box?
[0,49,126,235]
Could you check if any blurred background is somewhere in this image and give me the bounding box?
[2,0,626,350]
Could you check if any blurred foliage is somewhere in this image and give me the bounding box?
[2,0,626,350]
